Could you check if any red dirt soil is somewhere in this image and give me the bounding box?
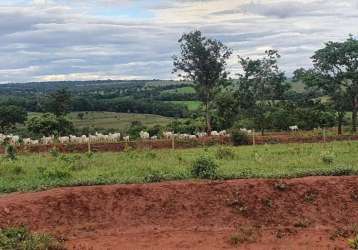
[0,176,358,249]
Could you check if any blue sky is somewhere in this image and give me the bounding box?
[0,0,357,83]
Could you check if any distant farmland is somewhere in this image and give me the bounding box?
[28,112,175,131]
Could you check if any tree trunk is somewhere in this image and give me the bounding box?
[353,96,358,133]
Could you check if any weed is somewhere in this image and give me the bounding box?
[216,147,235,160]
[191,155,218,179]
[229,227,256,246]
[294,219,311,228]
[274,180,288,191]
[4,144,16,161]
[0,226,65,250]
[348,235,358,249]
[304,190,318,203]
[261,198,273,208]
[49,148,60,158]
[321,151,335,164]
[42,167,72,180]
[144,171,165,183]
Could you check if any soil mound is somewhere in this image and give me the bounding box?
[1,176,358,249]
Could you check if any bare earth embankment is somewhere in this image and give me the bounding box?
[0,176,358,249]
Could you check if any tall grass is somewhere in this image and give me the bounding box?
[0,141,358,193]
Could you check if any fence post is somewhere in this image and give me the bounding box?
[323,127,326,143]
[252,129,256,146]
[88,139,91,153]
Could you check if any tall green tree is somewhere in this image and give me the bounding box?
[26,113,74,136]
[0,105,27,133]
[307,35,358,132]
[173,30,232,133]
[236,50,288,134]
[43,89,72,117]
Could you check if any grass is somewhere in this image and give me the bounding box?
[0,226,65,250]
[0,141,358,194]
[169,101,202,111]
[28,112,174,131]
[161,86,196,94]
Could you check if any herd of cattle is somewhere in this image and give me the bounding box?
[0,130,232,146]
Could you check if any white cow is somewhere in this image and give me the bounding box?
[59,136,70,144]
[163,131,174,139]
[123,136,130,142]
[139,131,150,140]
[289,125,299,131]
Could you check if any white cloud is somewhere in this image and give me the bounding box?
[0,0,356,83]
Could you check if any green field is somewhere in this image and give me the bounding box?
[169,101,202,111]
[28,112,175,131]
[1,141,358,193]
[162,86,196,94]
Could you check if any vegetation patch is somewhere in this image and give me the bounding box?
[0,227,65,250]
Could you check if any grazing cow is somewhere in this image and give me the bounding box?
[123,136,130,142]
[211,131,219,136]
[151,136,158,140]
[139,131,150,140]
[196,132,207,138]
[59,136,70,144]
[163,132,174,139]
[289,125,299,131]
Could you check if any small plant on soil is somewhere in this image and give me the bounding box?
[0,226,65,250]
[229,227,256,246]
[348,235,358,249]
[261,198,273,208]
[293,219,311,228]
[304,190,318,203]
[351,191,358,202]
[215,146,235,160]
[191,155,218,179]
[274,180,288,191]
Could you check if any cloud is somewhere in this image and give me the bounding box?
[0,0,356,83]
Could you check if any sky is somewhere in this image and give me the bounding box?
[0,0,357,83]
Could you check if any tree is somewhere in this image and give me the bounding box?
[0,105,27,133]
[43,89,72,117]
[309,35,358,132]
[26,113,74,136]
[236,50,288,134]
[173,30,232,133]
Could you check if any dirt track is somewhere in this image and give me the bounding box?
[1,176,358,249]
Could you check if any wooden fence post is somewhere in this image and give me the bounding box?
[252,129,256,146]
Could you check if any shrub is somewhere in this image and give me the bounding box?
[49,148,60,158]
[321,152,335,164]
[5,144,17,161]
[0,226,65,250]
[191,155,218,179]
[230,129,250,146]
[215,147,235,160]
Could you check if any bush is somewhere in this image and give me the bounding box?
[0,226,65,250]
[321,152,335,164]
[5,144,17,161]
[191,155,218,179]
[216,147,235,160]
[230,129,250,146]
